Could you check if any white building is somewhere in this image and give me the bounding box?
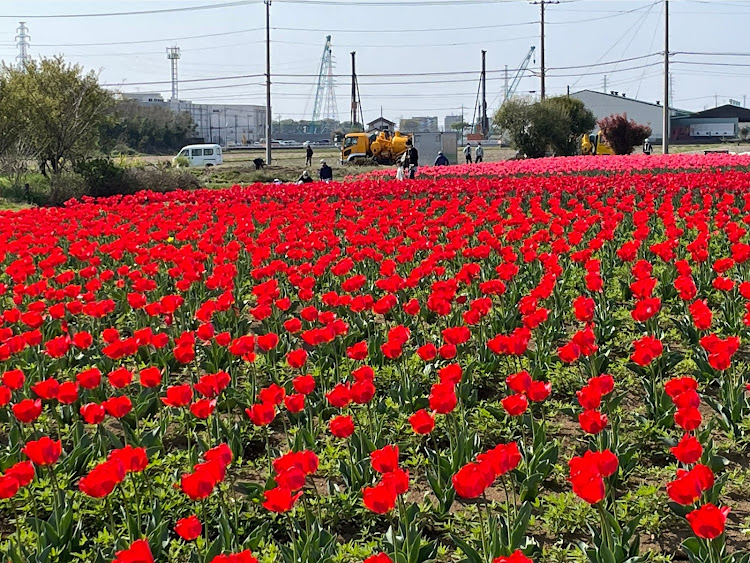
[444,115,464,132]
[118,92,266,145]
[399,116,439,133]
[570,90,684,143]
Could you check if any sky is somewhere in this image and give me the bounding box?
[2,0,750,126]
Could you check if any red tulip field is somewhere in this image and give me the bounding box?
[3,154,750,563]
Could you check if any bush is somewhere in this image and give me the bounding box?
[494,96,596,158]
[122,166,201,193]
[598,113,652,155]
[74,158,128,198]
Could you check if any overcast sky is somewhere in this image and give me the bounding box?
[2,0,749,124]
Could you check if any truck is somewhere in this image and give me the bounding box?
[581,131,615,156]
[340,130,458,165]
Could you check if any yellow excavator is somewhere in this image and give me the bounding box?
[340,130,412,164]
[581,131,615,156]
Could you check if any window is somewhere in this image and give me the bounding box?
[191,149,202,157]
[343,136,358,148]
[203,149,214,156]
[179,150,189,157]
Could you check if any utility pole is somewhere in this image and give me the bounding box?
[504,65,509,101]
[744,95,747,108]
[715,94,718,107]
[532,0,558,100]
[350,51,363,130]
[603,75,607,94]
[265,0,272,165]
[15,22,30,69]
[481,50,488,138]
[662,0,669,154]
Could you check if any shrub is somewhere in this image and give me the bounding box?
[122,166,201,193]
[598,113,652,155]
[74,158,129,198]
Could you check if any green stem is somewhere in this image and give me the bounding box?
[476,499,489,562]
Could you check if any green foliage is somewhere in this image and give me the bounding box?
[493,96,596,158]
[100,100,196,155]
[1,57,113,176]
[74,158,128,198]
[598,114,652,155]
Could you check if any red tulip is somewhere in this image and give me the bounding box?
[13,399,42,423]
[362,481,396,513]
[329,415,354,438]
[246,403,276,426]
[293,375,316,395]
[262,486,302,512]
[175,515,202,541]
[671,434,703,465]
[162,384,193,408]
[103,395,133,418]
[370,445,399,474]
[429,382,457,414]
[139,367,162,388]
[286,348,308,369]
[686,503,730,539]
[190,399,217,419]
[501,394,528,416]
[578,410,608,434]
[452,462,490,498]
[409,409,435,434]
[80,402,105,424]
[112,539,155,563]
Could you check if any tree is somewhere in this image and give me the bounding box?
[598,113,652,155]
[99,100,195,155]
[2,57,113,177]
[494,97,565,158]
[542,96,596,156]
[450,121,470,144]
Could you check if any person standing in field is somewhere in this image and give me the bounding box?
[475,142,484,163]
[305,143,313,166]
[463,144,472,164]
[643,138,653,155]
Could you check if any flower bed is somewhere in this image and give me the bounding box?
[1,166,750,562]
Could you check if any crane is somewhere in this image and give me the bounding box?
[504,46,536,103]
[310,36,339,135]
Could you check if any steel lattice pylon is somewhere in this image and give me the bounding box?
[311,35,339,134]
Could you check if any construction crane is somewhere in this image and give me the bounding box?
[310,35,339,135]
[503,46,536,103]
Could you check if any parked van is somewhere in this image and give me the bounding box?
[174,144,223,167]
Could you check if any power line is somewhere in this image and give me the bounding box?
[0,1,262,18]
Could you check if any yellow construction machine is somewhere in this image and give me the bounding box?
[340,130,412,164]
[581,131,615,156]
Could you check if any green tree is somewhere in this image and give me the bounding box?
[494,98,561,158]
[2,57,113,177]
[542,96,596,156]
[494,96,596,158]
[598,113,652,155]
[100,100,195,155]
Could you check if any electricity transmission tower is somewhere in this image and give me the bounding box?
[167,46,181,103]
[16,22,31,69]
[311,36,339,134]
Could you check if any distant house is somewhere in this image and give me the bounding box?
[671,104,750,143]
[367,117,395,133]
[570,89,686,143]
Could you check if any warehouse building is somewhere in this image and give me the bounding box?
[118,92,266,146]
[570,89,687,143]
[670,104,750,143]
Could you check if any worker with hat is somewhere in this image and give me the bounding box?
[434,151,449,166]
[319,159,333,182]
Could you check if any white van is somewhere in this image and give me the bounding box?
[174,144,223,167]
